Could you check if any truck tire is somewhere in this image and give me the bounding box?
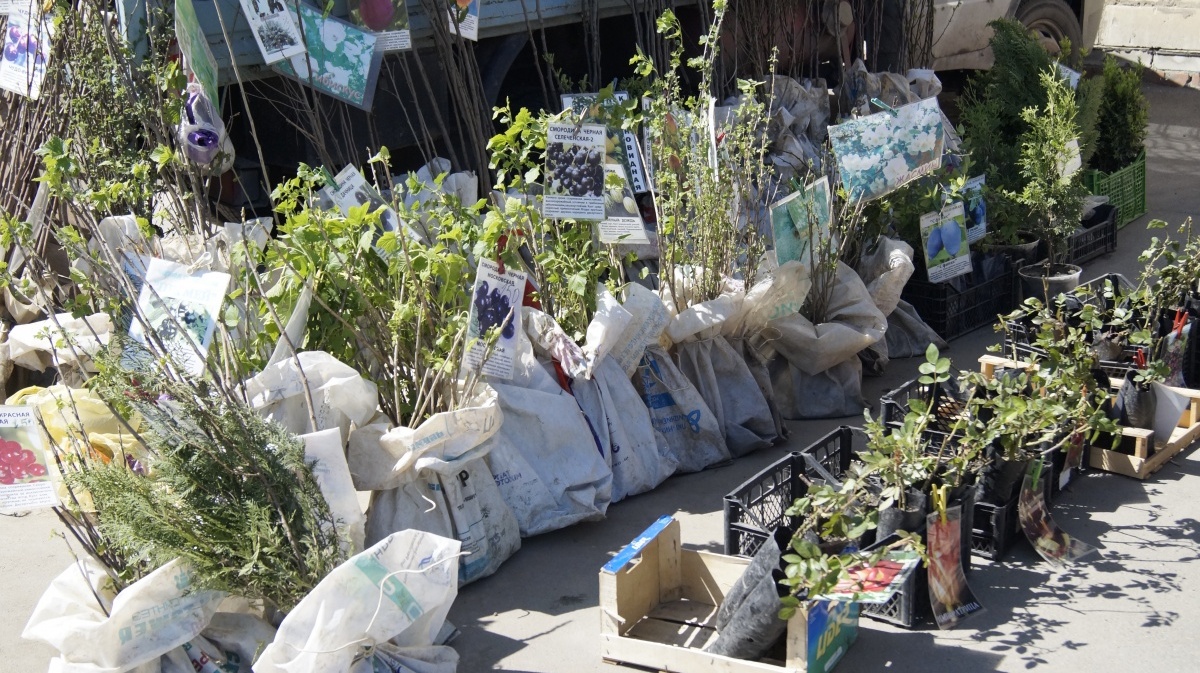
[1016,0,1082,56]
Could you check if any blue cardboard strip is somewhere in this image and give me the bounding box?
[602,515,675,574]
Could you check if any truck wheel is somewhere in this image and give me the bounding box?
[1016,0,1082,56]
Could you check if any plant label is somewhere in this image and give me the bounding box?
[126,258,231,377]
[174,0,219,104]
[805,600,858,673]
[0,7,51,100]
[276,6,382,111]
[238,0,306,65]
[351,0,411,51]
[0,406,59,514]
[962,174,987,243]
[920,201,972,283]
[927,506,983,629]
[829,97,944,202]
[1018,458,1099,566]
[817,550,920,605]
[447,0,479,41]
[1058,64,1081,89]
[542,122,607,221]
[327,164,422,243]
[561,91,648,193]
[464,259,526,380]
[771,176,832,269]
[597,164,648,244]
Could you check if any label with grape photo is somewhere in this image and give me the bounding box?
[0,7,53,100]
[0,406,59,514]
[920,201,972,284]
[464,259,526,380]
[127,258,231,377]
[542,123,608,221]
[597,164,648,244]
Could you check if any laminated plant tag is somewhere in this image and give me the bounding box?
[238,0,306,65]
[1018,459,1099,566]
[447,0,479,41]
[276,5,382,110]
[0,7,52,100]
[542,122,607,220]
[463,259,526,380]
[828,97,943,202]
[818,550,920,605]
[174,0,219,103]
[927,506,984,630]
[920,201,972,283]
[561,90,648,193]
[327,164,422,242]
[771,175,832,269]
[961,174,987,243]
[127,257,231,377]
[597,163,648,244]
[0,406,59,514]
[350,0,412,51]
[1058,63,1081,89]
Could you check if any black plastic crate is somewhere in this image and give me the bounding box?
[879,374,974,451]
[1068,203,1119,265]
[902,256,1019,341]
[859,533,928,628]
[972,494,1019,561]
[723,427,860,557]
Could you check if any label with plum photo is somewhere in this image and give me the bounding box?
[464,259,526,380]
[0,406,59,514]
[920,201,972,283]
[542,122,607,221]
[597,164,648,244]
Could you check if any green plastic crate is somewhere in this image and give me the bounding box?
[1084,150,1146,229]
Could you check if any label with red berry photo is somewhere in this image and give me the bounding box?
[0,406,59,514]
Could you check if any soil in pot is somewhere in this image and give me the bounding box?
[1018,263,1082,303]
[1113,372,1157,430]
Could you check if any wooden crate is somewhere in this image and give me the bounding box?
[978,355,1200,480]
[600,515,858,673]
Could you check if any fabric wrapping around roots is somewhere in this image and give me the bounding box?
[675,335,778,457]
[633,344,730,473]
[770,356,867,419]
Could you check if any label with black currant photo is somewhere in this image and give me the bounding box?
[127,258,232,377]
[463,259,526,380]
[542,122,607,221]
[962,174,987,243]
[597,164,649,244]
[0,406,59,514]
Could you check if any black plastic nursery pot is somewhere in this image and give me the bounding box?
[1018,263,1082,303]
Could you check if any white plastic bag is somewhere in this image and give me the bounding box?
[302,428,367,555]
[177,83,234,174]
[8,312,113,372]
[857,236,915,318]
[362,385,521,586]
[350,645,459,673]
[24,558,224,673]
[633,345,729,473]
[244,351,379,441]
[480,309,613,536]
[254,530,461,673]
[571,356,676,502]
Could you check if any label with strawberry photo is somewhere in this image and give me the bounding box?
[0,406,59,514]
[820,550,920,605]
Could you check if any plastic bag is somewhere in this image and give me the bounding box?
[350,645,459,673]
[857,237,915,318]
[254,530,461,673]
[676,336,777,457]
[480,310,613,536]
[7,312,113,373]
[24,558,224,672]
[177,83,234,174]
[302,428,367,555]
[362,385,521,586]
[633,345,729,473]
[244,351,379,441]
[571,356,676,501]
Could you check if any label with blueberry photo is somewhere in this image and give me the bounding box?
[542,122,608,221]
[464,259,526,380]
[920,201,972,283]
[0,406,59,514]
[961,174,987,244]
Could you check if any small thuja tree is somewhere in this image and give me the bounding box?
[1093,56,1149,174]
[1012,68,1088,266]
[633,1,774,311]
